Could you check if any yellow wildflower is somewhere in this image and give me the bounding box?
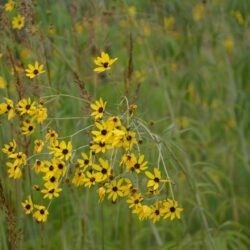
[33,205,49,223]
[90,98,106,120]
[0,76,6,89]
[93,52,118,73]
[192,3,205,22]
[25,61,45,79]
[21,196,33,215]
[162,199,183,220]
[4,0,15,12]
[12,15,25,30]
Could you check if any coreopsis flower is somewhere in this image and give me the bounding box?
[82,171,102,188]
[21,196,33,215]
[92,121,112,143]
[132,203,151,221]
[4,0,15,12]
[53,141,72,161]
[34,139,44,153]
[127,192,143,208]
[41,185,62,199]
[16,98,36,116]
[0,98,16,120]
[145,168,168,190]
[72,168,85,187]
[149,201,164,223]
[90,140,112,154]
[130,155,147,173]
[21,119,36,136]
[9,152,27,165]
[120,153,137,171]
[97,186,106,202]
[45,129,58,143]
[43,174,59,189]
[25,61,45,79]
[2,139,17,156]
[33,205,49,223]
[162,199,183,220]
[90,98,106,120]
[93,158,112,181]
[32,159,44,174]
[6,162,22,179]
[122,129,137,150]
[77,152,92,171]
[106,116,122,130]
[34,104,47,123]
[12,15,25,30]
[51,158,67,177]
[93,52,118,73]
[106,179,124,202]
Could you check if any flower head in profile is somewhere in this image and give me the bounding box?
[12,15,25,30]
[25,61,45,79]
[94,52,118,73]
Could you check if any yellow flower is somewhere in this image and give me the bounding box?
[2,139,17,156]
[32,159,44,174]
[34,104,47,123]
[34,139,44,153]
[4,0,15,12]
[93,158,112,181]
[16,98,36,116]
[21,119,36,136]
[0,98,16,120]
[231,10,245,26]
[97,186,106,202]
[93,52,118,73]
[162,199,183,220]
[6,162,22,179]
[0,76,7,89]
[77,152,92,171]
[106,179,124,202]
[127,192,143,208]
[192,3,205,22]
[92,121,112,143]
[53,141,72,161]
[41,185,62,199]
[145,168,168,190]
[72,168,85,187]
[25,61,45,79]
[120,153,137,171]
[130,155,147,174]
[45,129,58,143]
[132,203,151,221]
[33,205,49,223]
[21,196,33,215]
[90,98,106,120]
[82,171,102,188]
[9,152,27,166]
[12,15,25,30]
[149,201,164,223]
[51,158,67,177]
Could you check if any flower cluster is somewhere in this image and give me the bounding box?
[71,98,183,223]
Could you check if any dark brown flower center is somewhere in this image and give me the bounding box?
[154,177,160,183]
[98,107,104,113]
[50,176,56,182]
[49,165,54,171]
[58,163,64,169]
[134,163,140,169]
[126,135,132,141]
[103,62,109,68]
[101,129,107,135]
[90,177,95,182]
[49,189,55,194]
[33,69,39,75]
[112,186,118,192]
[62,149,69,155]
[28,125,34,131]
[84,159,89,165]
[25,204,31,210]
[7,105,12,110]
[99,142,105,147]
[101,168,107,174]
[40,209,45,215]
[25,104,31,110]
[155,209,160,215]
[170,207,176,213]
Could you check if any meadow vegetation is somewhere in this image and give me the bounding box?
[0,0,249,249]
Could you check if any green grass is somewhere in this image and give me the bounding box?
[0,0,250,249]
